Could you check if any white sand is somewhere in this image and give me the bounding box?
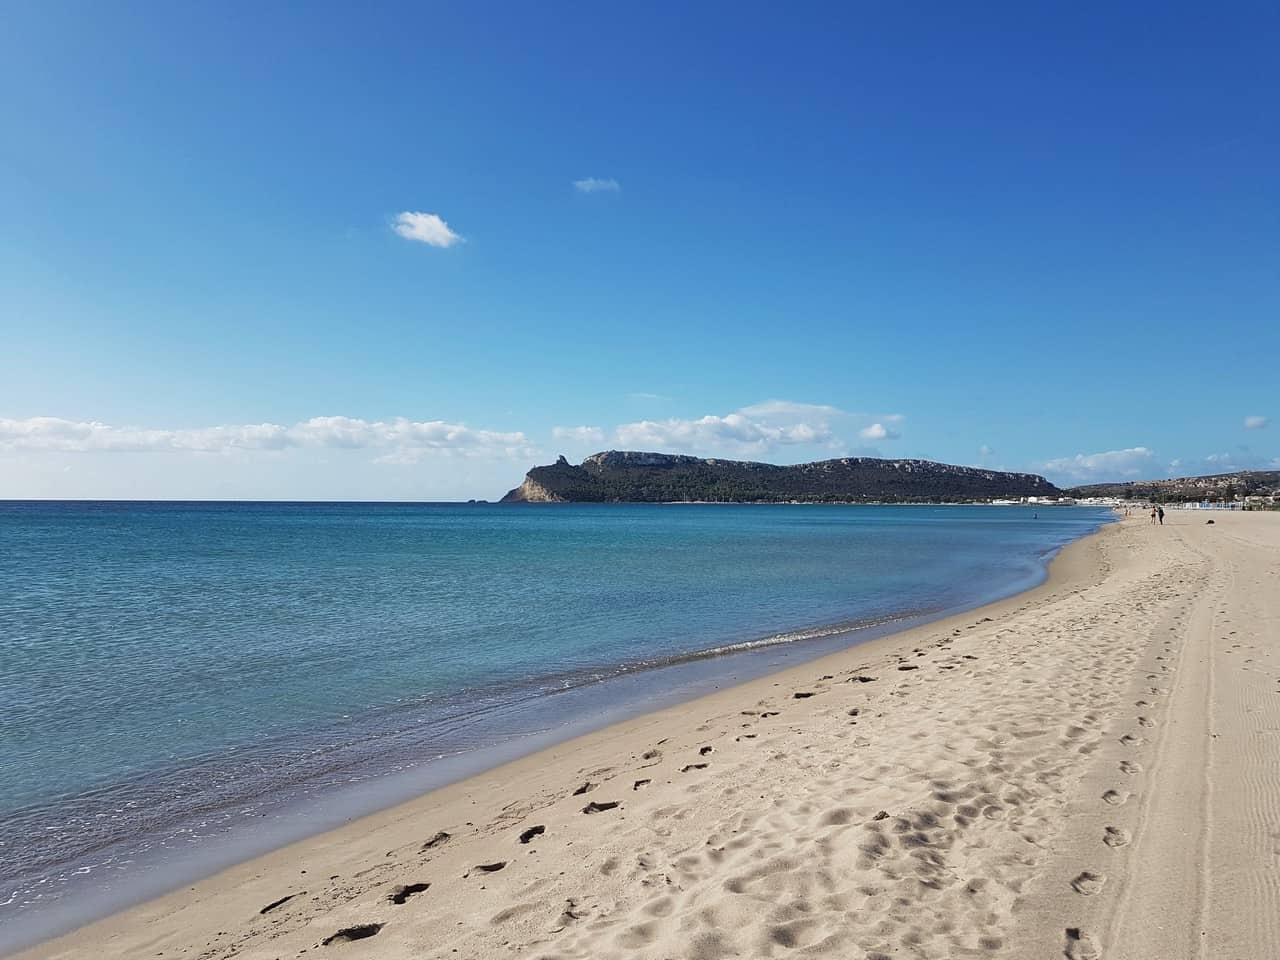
[14,510,1280,959]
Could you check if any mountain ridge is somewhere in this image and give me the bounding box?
[1065,469,1280,502]
[500,451,1061,503]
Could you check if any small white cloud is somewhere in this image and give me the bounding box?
[552,425,606,446]
[978,444,994,457]
[859,422,900,441]
[573,177,621,193]
[738,400,843,418]
[392,211,463,248]
[1040,447,1157,483]
[1244,415,1269,430]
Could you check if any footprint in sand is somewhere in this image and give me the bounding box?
[1103,826,1131,847]
[1137,716,1155,727]
[518,825,545,844]
[421,831,451,851]
[1065,927,1102,960]
[259,892,301,915]
[1119,760,1143,775]
[1119,734,1145,747]
[1071,871,1106,895]
[322,924,384,946]
[1102,790,1128,805]
[388,882,429,904]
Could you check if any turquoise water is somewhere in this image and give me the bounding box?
[0,501,1111,946]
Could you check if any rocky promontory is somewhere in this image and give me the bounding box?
[500,451,1060,504]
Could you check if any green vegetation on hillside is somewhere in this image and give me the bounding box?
[502,451,1060,504]
[1066,470,1280,503]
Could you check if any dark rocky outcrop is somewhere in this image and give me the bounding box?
[501,451,1060,504]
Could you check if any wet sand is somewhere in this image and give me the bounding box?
[14,510,1279,959]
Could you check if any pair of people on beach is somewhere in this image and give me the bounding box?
[1150,505,1164,525]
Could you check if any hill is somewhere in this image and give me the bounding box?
[500,451,1061,504]
[1066,469,1280,503]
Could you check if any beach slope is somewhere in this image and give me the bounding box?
[15,512,1279,959]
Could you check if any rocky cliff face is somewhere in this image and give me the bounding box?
[502,476,568,503]
[500,451,1060,503]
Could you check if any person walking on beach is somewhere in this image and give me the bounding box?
[1150,506,1158,524]
[1157,506,1165,525]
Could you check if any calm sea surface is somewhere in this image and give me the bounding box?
[0,501,1112,947]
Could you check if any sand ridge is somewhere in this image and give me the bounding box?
[14,512,1280,960]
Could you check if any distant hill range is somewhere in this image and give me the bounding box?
[1066,469,1280,503]
[500,451,1061,504]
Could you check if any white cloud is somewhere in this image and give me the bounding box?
[858,422,900,441]
[552,425,606,446]
[1160,451,1278,477]
[605,400,904,459]
[737,400,842,418]
[392,211,463,248]
[978,444,994,457]
[573,177,621,193]
[626,392,669,403]
[1039,447,1157,483]
[1244,415,1269,430]
[615,414,829,456]
[0,416,532,462]
[613,401,836,458]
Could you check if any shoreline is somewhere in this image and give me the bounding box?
[9,515,1119,958]
[2,508,1109,953]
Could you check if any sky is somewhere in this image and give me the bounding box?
[1,2,1277,500]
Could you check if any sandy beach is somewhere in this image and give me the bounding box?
[13,509,1279,960]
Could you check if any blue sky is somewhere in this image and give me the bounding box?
[1,2,1276,499]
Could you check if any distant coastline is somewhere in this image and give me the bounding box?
[501,450,1063,504]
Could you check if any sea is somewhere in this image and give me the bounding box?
[0,501,1113,950]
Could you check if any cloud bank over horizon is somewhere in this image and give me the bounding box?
[1037,447,1159,484]
[551,401,905,460]
[3,404,1276,498]
[0,416,533,463]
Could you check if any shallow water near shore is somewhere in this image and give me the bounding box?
[0,501,1112,947]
